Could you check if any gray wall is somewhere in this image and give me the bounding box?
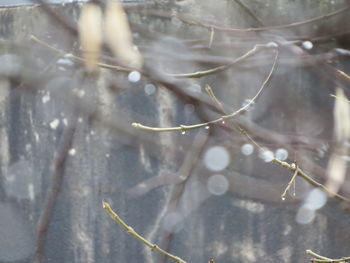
[0,1,349,263]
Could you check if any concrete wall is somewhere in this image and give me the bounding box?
[0,1,349,263]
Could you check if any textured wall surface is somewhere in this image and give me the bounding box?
[0,1,349,263]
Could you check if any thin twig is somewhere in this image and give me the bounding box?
[33,114,78,263]
[132,49,279,132]
[166,43,274,78]
[205,75,350,204]
[205,85,226,114]
[307,249,350,263]
[298,168,350,203]
[208,27,215,48]
[335,68,350,81]
[30,35,131,72]
[281,165,299,200]
[143,6,350,33]
[232,0,264,26]
[30,0,78,36]
[102,201,187,263]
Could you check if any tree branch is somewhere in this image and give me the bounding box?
[102,202,187,263]
[132,48,279,132]
[307,250,350,263]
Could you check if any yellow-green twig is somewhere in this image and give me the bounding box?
[102,201,187,263]
[205,76,350,205]
[166,43,274,78]
[281,165,299,200]
[132,49,279,132]
[307,249,350,263]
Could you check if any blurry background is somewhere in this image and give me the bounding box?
[0,0,349,262]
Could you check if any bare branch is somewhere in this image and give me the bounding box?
[132,48,279,132]
[307,250,350,263]
[102,202,187,263]
[143,5,350,33]
[166,43,274,78]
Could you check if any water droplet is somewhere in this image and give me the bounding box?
[221,120,225,124]
[128,71,141,83]
[281,196,286,201]
[207,174,229,196]
[302,41,313,50]
[241,143,254,156]
[204,146,230,171]
[181,131,186,135]
[144,84,156,95]
[205,125,210,130]
[49,119,60,130]
[275,148,288,161]
[293,180,296,196]
[68,148,76,156]
[258,149,274,163]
